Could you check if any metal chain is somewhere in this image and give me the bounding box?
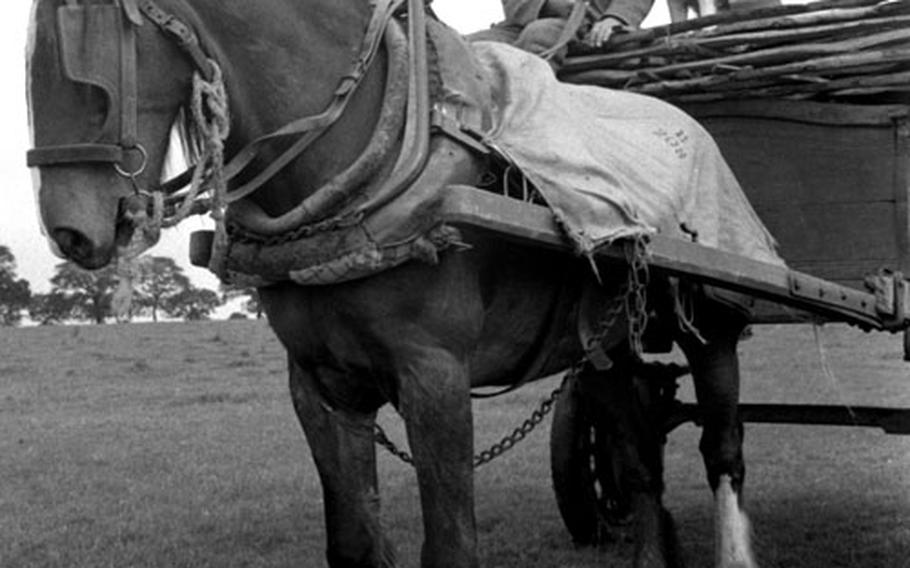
[625,236,651,357]
[373,423,417,466]
[472,384,562,468]
[584,285,629,358]
[374,384,563,469]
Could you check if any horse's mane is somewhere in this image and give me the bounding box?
[161,0,208,180]
[160,108,203,183]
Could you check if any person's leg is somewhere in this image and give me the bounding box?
[466,22,522,44]
[514,18,569,63]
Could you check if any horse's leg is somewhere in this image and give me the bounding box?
[287,358,396,568]
[677,304,757,568]
[583,357,684,568]
[395,345,477,568]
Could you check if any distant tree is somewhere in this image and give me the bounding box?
[48,262,119,324]
[164,287,222,321]
[29,292,74,325]
[0,246,31,326]
[134,256,191,322]
[221,285,264,319]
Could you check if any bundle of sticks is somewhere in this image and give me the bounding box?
[560,0,910,103]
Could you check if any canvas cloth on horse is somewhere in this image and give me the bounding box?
[472,41,783,266]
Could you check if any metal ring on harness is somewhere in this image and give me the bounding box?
[113,144,148,178]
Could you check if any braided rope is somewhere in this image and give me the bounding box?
[164,63,229,228]
[184,63,231,276]
[112,62,230,320]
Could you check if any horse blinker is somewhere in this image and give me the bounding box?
[27,0,145,176]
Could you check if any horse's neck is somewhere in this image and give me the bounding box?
[188,0,384,216]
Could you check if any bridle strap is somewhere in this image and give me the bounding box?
[120,0,139,149]
[136,0,215,81]
[27,143,124,167]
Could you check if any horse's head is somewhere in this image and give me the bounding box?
[29,0,467,273]
[27,0,195,269]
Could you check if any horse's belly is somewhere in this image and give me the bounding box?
[463,238,589,388]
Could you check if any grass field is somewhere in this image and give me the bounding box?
[1,320,908,567]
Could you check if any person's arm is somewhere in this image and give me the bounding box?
[591,0,654,28]
[586,0,654,47]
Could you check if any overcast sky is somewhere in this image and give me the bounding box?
[5,1,670,293]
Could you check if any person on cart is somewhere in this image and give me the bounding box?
[468,0,654,64]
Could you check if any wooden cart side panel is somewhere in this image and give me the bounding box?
[686,101,910,290]
[758,202,899,288]
[699,119,898,203]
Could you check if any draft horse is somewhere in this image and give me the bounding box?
[27,0,758,566]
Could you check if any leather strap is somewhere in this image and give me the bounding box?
[120,3,139,149]
[27,144,124,167]
[137,0,215,80]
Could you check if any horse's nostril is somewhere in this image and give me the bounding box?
[52,228,97,267]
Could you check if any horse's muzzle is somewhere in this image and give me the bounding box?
[47,195,141,270]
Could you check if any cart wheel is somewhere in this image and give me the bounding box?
[550,372,630,546]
